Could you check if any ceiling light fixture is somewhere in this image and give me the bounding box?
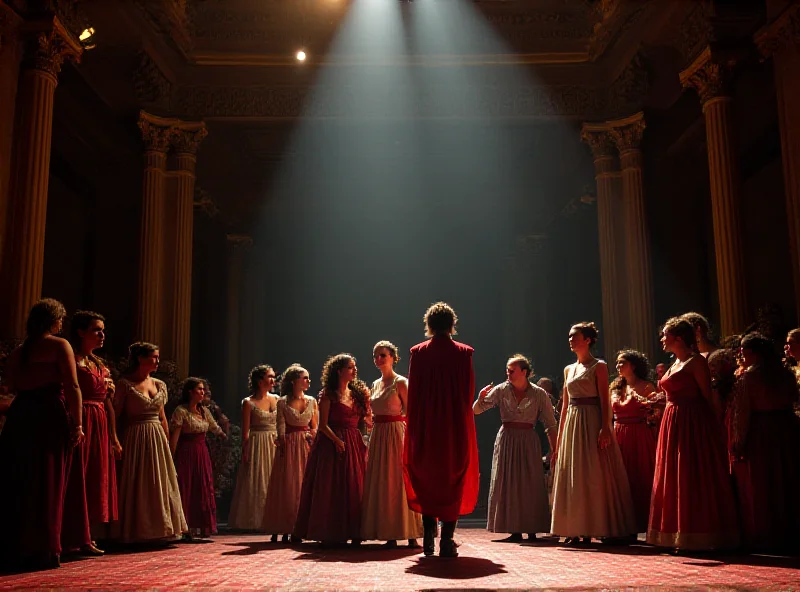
[78,27,96,50]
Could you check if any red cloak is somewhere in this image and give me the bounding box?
[403,335,479,521]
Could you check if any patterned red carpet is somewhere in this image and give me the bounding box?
[2,530,800,591]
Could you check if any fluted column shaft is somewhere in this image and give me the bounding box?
[2,25,80,337]
[681,50,748,336]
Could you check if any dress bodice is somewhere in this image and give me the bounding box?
[170,404,224,435]
[660,360,703,405]
[277,395,317,436]
[612,390,650,420]
[115,378,167,422]
[77,362,108,402]
[248,400,277,431]
[328,399,361,430]
[566,360,603,399]
[370,377,404,416]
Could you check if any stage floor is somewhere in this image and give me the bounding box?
[2,530,800,591]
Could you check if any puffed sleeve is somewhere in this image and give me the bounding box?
[473,383,502,413]
[537,389,558,432]
[170,405,187,431]
[276,398,286,437]
[203,406,225,436]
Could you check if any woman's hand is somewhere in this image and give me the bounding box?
[70,425,85,448]
[479,383,494,399]
[334,438,346,454]
[112,436,123,459]
[597,426,612,450]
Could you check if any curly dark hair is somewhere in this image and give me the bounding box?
[320,353,368,416]
[424,302,458,337]
[681,312,716,345]
[741,332,795,387]
[180,376,205,405]
[507,353,532,377]
[708,348,737,404]
[610,349,650,394]
[280,364,307,397]
[248,364,274,394]
[662,316,697,352]
[126,342,159,375]
[373,340,400,365]
[570,321,599,346]
[21,298,67,366]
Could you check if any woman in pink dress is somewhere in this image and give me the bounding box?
[293,354,370,545]
[0,299,84,570]
[729,332,800,550]
[262,364,318,542]
[610,350,657,534]
[647,317,739,551]
[62,311,119,555]
[169,378,227,539]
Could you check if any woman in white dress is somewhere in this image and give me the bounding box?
[361,341,422,547]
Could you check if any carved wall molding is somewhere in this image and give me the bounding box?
[605,50,649,114]
[677,1,714,64]
[755,2,800,59]
[133,50,173,111]
[134,0,192,57]
[588,1,651,62]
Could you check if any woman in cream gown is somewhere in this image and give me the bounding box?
[114,342,186,543]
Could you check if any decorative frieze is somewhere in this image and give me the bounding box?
[754,3,800,59]
[133,50,172,110]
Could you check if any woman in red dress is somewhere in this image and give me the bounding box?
[0,299,84,570]
[610,349,657,534]
[647,317,739,551]
[729,333,800,550]
[293,354,370,546]
[62,311,120,554]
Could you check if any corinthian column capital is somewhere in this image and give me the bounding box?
[608,112,646,155]
[755,3,800,59]
[20,17,82,78]
[171,123,208,156]
[138,111,173,153]
[580,125,615,159]
[679,47,735,105]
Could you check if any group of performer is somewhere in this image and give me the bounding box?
[1,298,799,571]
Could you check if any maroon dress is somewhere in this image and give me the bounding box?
[293,397,367,542]
[729,368,800,550]
[612,392,656,533]
[62,363,117,548]
[647,357,739,550]
[0,367,70,564]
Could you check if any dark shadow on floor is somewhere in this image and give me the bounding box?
[405,556,507,579]
[292,542,423,563]
[220,541,283,556]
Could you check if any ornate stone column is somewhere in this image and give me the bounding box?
[609,112,655,359]
[0,5,22,271]
[225,234,252,411]
[680,48,749,336]
[136,112,173,344]
[1,19,81,337]
[756,5,800,320]
[581,125,626,358]
[169,122,207,377]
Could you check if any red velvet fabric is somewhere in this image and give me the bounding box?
[403,335,479,522]
[175,433,217,536]
[613,397,656,533]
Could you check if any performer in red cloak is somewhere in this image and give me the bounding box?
[403,302,480,557]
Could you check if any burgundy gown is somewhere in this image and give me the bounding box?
[613,392,656,533]
[62,363,117,548]
[293,397,367,542]
[403,335,479,522]
[0,362,70,564]
[729,368,800,549]
[647,357,739,550]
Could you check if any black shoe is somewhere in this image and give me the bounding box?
[422,516,437,556]
[439,539,458,557]
[497,533,522,543]
[383,540,398,549]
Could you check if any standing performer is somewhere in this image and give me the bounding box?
[293,355,369,545]
[114,343,187,543]
[610,350,657,534]
[228,365,279,531]
[647,317,739,551]
[361,341,423,548]
[170,378,227,539]
[474,354,557,542]
[729,333,800,550]
[404,302,479,557]
[551,323,636,545]
[0,299,84,570]
[262,364,318,542]
[681,312,719,358]
[62,311,119,555]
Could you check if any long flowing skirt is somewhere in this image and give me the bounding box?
[293,427,366,542]
[551,405,637,537]
[0,388,70,562]
[228,429,277,530]
[615,420,656,533]
[732,410,800,550]
[114,419,187,543]
[647,398,739,550]
[61,438,92,551]
[175,433,217,536]
[488,426,551,534]
[262,431,312,534]
[361,421,423,540]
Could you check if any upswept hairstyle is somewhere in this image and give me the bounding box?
[741,332,795,387]
[609,349,651,395]
[570,321,599,346]
[424,302,458,337]
[373,340,400,365]
[248,364,274,394]
[681,312,714,341]
[661,316,697,351]
[69,310,107,370]
[707,348,737,404]
[126,342,159,375]
[180,377,205,405]
[507,353,532,377]
[280,364,307,397]
[320,353,368,416]
[21,298,67,365]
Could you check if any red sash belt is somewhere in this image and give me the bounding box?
[374,415,405,424]
[614,416,646,424]
[502,421,533,430]
[570,397,600,406]
[285,425,310,434]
